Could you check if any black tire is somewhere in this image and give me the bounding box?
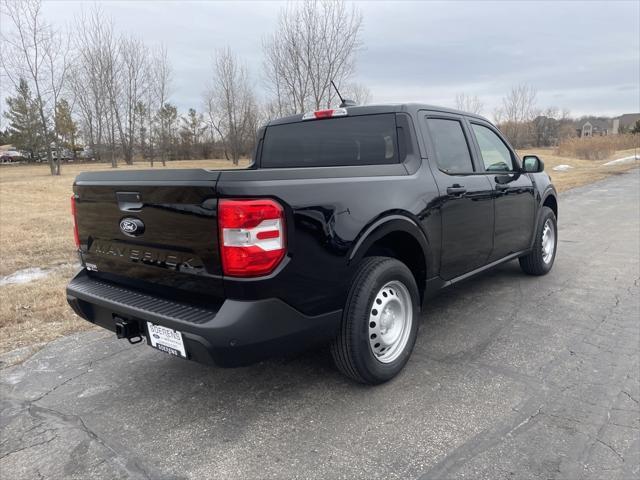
[330,256,420,384]
[519,206,557,275]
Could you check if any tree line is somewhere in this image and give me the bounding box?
[457,87,584,149]
[1,0,369,174]
[3,1,634,175]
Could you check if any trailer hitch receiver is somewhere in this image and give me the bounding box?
[114,317,143,344]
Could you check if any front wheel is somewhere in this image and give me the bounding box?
[330,257,420,384]
[519,206,557,275]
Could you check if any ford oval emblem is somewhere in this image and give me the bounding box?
[119,217,145,237]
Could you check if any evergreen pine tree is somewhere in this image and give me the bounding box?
[3,78,44,161]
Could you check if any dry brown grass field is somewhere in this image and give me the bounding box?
[520,147,639,190]
[556,133,639,160]
[0,151,637,354]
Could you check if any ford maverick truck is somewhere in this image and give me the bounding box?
[67,104,558,384]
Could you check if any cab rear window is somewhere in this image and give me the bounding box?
[261,114,398,168]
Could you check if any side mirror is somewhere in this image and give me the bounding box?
[522,155,545,173]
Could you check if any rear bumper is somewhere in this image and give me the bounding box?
[66,270,342,367]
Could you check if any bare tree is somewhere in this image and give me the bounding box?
[72,7,114,165]
[263,0,363,116]
[343,82,372,105]
[532,106,558,147]
[454,93,483,114]
[206,47,258,165]
[72,8,150,167]
[530,107,576,147]
[151,45,172,166]
[557,108,576,143]
[1,0,70,175]
[45,30,72,166]
[134,101,147,160]
[119,35,149,164]
[142,74,156,166]
[68,62,97,159]
[99,19,122,168]
[494,84,537,148]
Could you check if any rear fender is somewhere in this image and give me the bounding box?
[348,214,433,278]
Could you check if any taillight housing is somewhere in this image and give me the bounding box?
[218,198,286,277]
[71,195,80,248]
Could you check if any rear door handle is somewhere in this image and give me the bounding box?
[446,185,467,196]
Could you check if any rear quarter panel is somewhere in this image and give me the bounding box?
[217,163,438,316]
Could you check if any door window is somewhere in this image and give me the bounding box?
[426,118,474,174]
[471,124,515,172]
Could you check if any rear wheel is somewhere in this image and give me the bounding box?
[331,257,419,384]
[519,206,557,275]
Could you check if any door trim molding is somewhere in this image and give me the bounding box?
[442,249,530,287]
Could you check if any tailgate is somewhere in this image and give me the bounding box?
[74,169,222,300]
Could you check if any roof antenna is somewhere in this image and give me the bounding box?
[331,80,356,108]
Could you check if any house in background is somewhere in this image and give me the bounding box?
[612,113,640,134]
[578,118,611,137]
[576,113,640,137]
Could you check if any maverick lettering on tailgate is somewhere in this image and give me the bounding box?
[92,240,203,271]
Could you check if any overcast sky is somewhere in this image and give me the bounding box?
[11,0,640,119]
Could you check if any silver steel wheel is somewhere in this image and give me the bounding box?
[541,219,556,264]
[368,280,413,364]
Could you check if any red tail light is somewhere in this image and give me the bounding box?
[218,199,286,277]
[71,195,80,248]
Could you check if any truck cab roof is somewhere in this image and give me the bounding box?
[266,103,490,127]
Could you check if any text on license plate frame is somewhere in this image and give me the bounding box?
[146,322,187,358]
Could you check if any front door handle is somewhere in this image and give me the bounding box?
[446,185,467,196]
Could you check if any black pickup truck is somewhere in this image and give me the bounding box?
[67,103,558,384]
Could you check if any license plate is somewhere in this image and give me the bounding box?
[147,322,186,358]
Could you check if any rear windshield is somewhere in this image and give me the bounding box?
[261,114,398,168]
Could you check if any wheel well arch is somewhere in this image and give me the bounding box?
[349,216,430,303]
[543,193,558,219]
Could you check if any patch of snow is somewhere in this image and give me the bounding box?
[553,164,573,171]
[602,154,640,166]
[0,267,51,286]
[0,263,79,287]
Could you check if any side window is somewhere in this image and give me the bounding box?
[426,118,474,174]
[471,124,515,172]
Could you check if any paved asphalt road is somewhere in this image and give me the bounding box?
[1,171,639,480]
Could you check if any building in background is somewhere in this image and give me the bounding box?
[612,113,640,134]
[577,113,640,137]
